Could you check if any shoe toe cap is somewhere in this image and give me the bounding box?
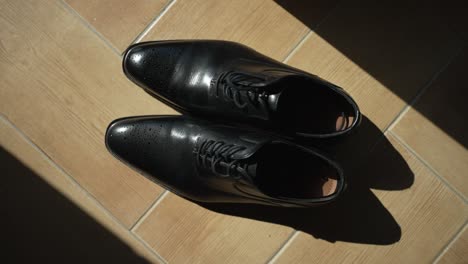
[123,42,184,95]
[105,117,168,170]
[105,118,142,164]
[105,116,192,184]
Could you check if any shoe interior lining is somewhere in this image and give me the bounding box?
[253,143,339,199]
[276,78,356,135]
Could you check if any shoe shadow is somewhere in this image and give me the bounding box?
[197,115,414,245]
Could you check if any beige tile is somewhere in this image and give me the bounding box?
[134,194,293,263]
[286,3,464,130]
[0,116,163,263]
[66,0,170,52]
[437,225,468,264]
[392,49,468,197]
[274,134,467,264]
[142,0,327,61]
[0,0,177,227]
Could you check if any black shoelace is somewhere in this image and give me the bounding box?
[194,139,253,181]
[215,71,271,109]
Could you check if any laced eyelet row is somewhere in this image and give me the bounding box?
[215,71,270,110]
[194,139,252,181]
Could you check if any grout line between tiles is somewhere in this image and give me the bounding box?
[432,222,467,263]
[266,231,299,264]
[385,45,465,132]
[131,190,169,232]
[282,0,343,63]
[0,114,167,264]
[132,232,169,264]
[61,0,171,233]
[126,0,177,53]
[384,105,412,133]
[60,0,121,56]
[283,30,312,63]
[388,130,467,203]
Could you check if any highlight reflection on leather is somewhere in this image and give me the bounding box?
[123,40,361,138]
[105,116,345,207]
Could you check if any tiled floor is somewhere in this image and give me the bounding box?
[1,0,466,263]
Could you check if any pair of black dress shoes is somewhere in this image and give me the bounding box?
[106,40,360,208]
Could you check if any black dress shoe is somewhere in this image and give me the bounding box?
[123,40,360,138]
[105,115,345,207]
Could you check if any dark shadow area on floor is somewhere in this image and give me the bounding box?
[198,115,414,245]
[407,49,468,146]
[274,0,468,148]
[0,147,149,264]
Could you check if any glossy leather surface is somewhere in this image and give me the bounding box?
[123,40,361,138]
[105,116,345,207]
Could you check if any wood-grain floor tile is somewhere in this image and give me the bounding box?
[392,49,468,197]
[134,194,293,263]
[274,134,467,264]
[437,225,468,264]
[0,0,176,227]
[141,0,335,61]
[66,0,170,52]
[286,3,464,130]
[0,116,163,263]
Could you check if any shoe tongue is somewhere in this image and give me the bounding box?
[267,93,281,112]
[214,158,257,181]
[231,71,294,118]
[232,70,292,91]
[246,163,258,179]
[230,133,272,160]
[231,159,258,184]
[229,135,272,183]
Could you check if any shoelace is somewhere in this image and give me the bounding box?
[215,71,271,109]
[194,139,253,181]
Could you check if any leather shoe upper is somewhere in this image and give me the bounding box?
[106,115,345,207]
[123,40,361,138]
